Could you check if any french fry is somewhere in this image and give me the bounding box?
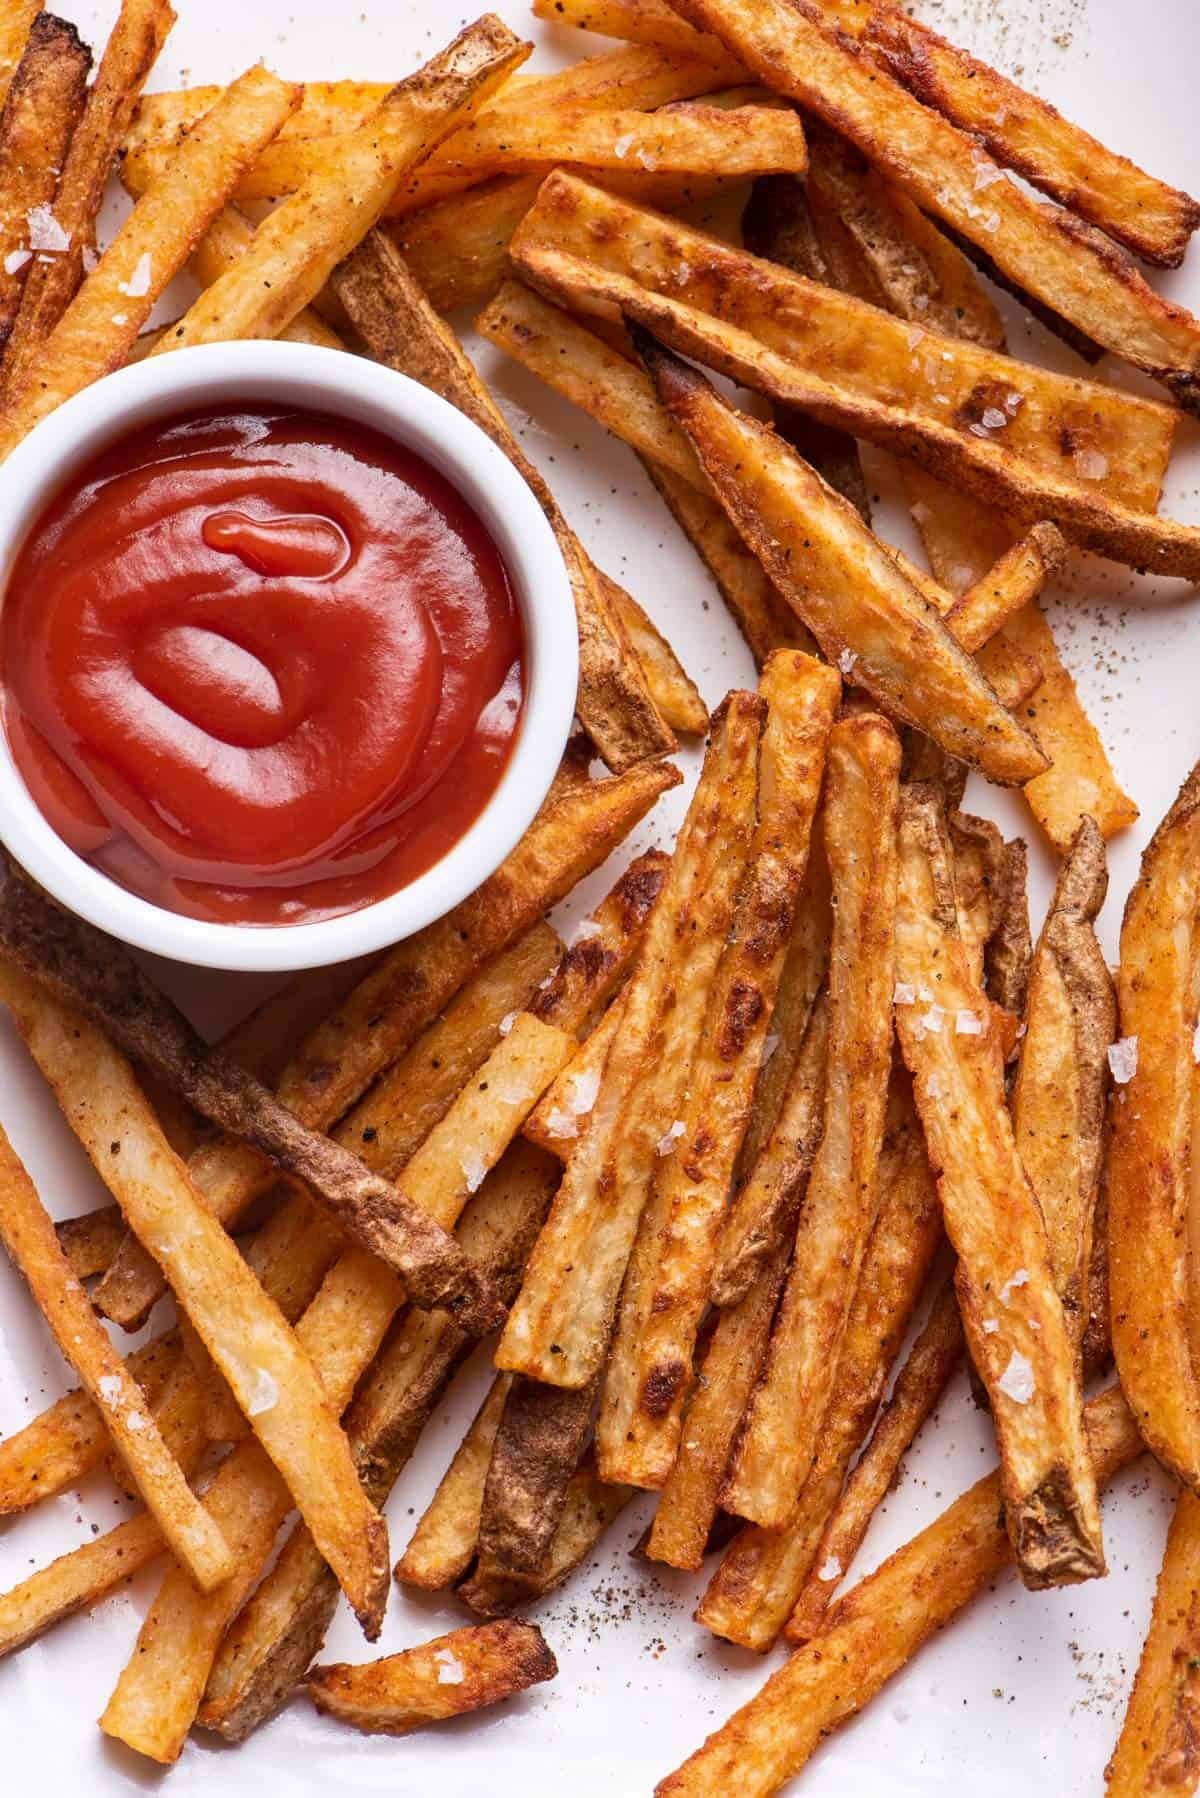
[1109,761,1200,1490]
[54,1204,126,1280]
[656,1386,1142,1798]
[0,11,90,349]
[945,523,1067,654]
[307,1620,556,1735]
[524,999,623,1159]
[2,0,173,391]
[1011,820,1115,1356]
[198,1140,558,1742]
[723,713,899,1527]
[461,1454,634,1616]
[1083,1150,1114,1378]
[865,8,1200,269]
[893,785,1103,1587]
[0,870,506,1333]
[498,691,763,1391]
[691,1076,942,1638]
[669,0,1200,408]
[598,652,839,1486]
[392,172,541,312]
[0,0,42,108]
[0,64,300,460]
[148,19,525,357]
[1106,1489,1200,1795]
[101,1022,570,1764]
[0,1121,232,1592]
[330,226,676,772]
[987,839,1033,1028]
[785,1278,963,1644]
[598,570,708,736]
[0,960,392,1635]
[397,1376,513,1589]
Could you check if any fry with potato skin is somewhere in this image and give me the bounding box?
[1109,761,1200,1491]
[946,523,1067,655]
[594,567,708,738]
[0,0,43,109]
[724,714,900,1527]
[397,1376,514,1589]
[461,1454,634,1616]
[893,784,1103,1587]
[1106,1489,1200,1795]
[307,1620,556,1735]
[656,1386,1142,1798]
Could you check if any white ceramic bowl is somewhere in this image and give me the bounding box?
[0,340,578,972]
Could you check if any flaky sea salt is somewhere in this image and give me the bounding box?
[1193,1020,1200,1065]
[126,1411,148,1433]
[97,1374,123,1405]
[565,1066,601,1116]
[1074,448,1109,482]
[498,1010,519,1037]
[955,1009,983,1036]
[818,1556,842,1582]
[918,1004,945,1036]
[893,982,916,1007]
[613,133,634,159]
[997,1351,1035,1405]
[4,248,30,275]
[573,919,602,942]
[1108,1036,1138,1084]
[243,1366,278,1417]
[543,1107,578,1142]
[435,1649,465,1685]
[980,406,1008,431]
[837,647,858,676]
[118,252,152,297]
[461,1150,487,1193]
[26,204,68,251]
[656,1119,687,1157]
[982,1318,999,1335]
[999,1268,1029,1304]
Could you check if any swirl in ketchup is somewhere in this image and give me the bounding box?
[1,405,525,926]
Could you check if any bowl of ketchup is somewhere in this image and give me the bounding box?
[0,340,578,971]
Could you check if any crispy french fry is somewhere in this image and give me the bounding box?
[1110,761,1200,1490]
[0,1121,232,1591]
[498,691,763,1390]
[54,1204,125,1280]
[397,1376,513,1589]
[987,838,1033,1032]
[461,1454,634,1615]
[330,227,675,772]
[669,0,1200,407]
[0,64,300,459]
[2,0,173,391]
[598,570,708,736]
[0,0,42,108]
[307,1620,556,1735]
[392,172,541,311]
[0,11,90,349]
[477,1373,597,1577]
[599,652,839,1487]
[525,994,624,1159]
[1106,1489,1200,1794]
[893,784,1103,1587]
[945,523,1067,654]
[785,1278,963,1644]
[724,714,899,1526]
[1011,819,1115,1356]
[865,8,1200,269]
[657,1386,1142,1798]
[197,1140,558,1742]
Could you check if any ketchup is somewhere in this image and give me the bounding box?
[1,406,525,926]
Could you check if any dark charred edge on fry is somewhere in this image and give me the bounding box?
[985,837,1033,1027]
[0,855,506,1335]
[476,1376,597,1575]
[305,1620,557,1731]
[934,215,1105,365]
[1010,1462,1108,1588]
[530,848,669,1033]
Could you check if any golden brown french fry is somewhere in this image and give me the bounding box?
[0,11,90,349]
[2,0,173,390]
[524,995,624,1159]
[893,785,1102,1587]
[0,0,42,108]
[396,1376,513,1589]
[54,1204,125,1280]
[785,1278,963,1644]
[599,570,708,736]
[865,8,1200,268]
[724,714,899,1527]
[656,1386,1142,1798]
[945,523,1066,654]
[670,0,1200,407]
[0,64,299,459]
[0,960,391,1634]
[0,1122,232,1592]
[1011,819,1115,1355]
[461,1454,634,1615]
[498,691,762,1390]
[598,652,839,1487]
[392,172,541,311]
[307,1620,556,1735]
[0,1512,169,1661]
[1106,1489,1200,1795]
[330,227,675,773]
[149,20,525,355]
[1110,761,1200,1490]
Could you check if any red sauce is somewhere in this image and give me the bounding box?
[1,405,525,926]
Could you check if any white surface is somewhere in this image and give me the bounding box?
[0,339,577,970]
[0,0,1196,1791]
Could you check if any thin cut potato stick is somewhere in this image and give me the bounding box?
[1109,760,1200,1490]
[893,785,1103,1587]
[724,713,900,1527]
[2,0,173,391]
[0,1122,233,1592]
[151,17,528,354]
[306,1620,557,1736]
[330,228,675,773]
[785,1278,963,1644]
[0,0,42,108]
[987,837,1033,1026]
[396,1375,513,1589]
[198,1140,558,1742]
[1011,820,1115,1354]
[498,691,763,1391]
[531,0,735,62]
[655,1386,1142,1798]
[1106,1489,1200,1795]
[525,995,623,1160]
[0,65,300,460]
[0,961,391,1635]
[0,11,90,347]
[0,1511,172,1662]
[101,1028,569,1764]
[392,172,541,312]
[598,570,708,736]
[461,1454,634,1616]
[598,652,839,1486]
[865,8,1200,269]
[945,523,1066,654]
[668,0,1200,408]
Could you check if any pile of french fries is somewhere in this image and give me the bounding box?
[1,0,1200,1788]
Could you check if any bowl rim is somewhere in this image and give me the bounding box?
[0,339,579,973]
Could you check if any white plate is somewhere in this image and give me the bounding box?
[0,0,1195,1791]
